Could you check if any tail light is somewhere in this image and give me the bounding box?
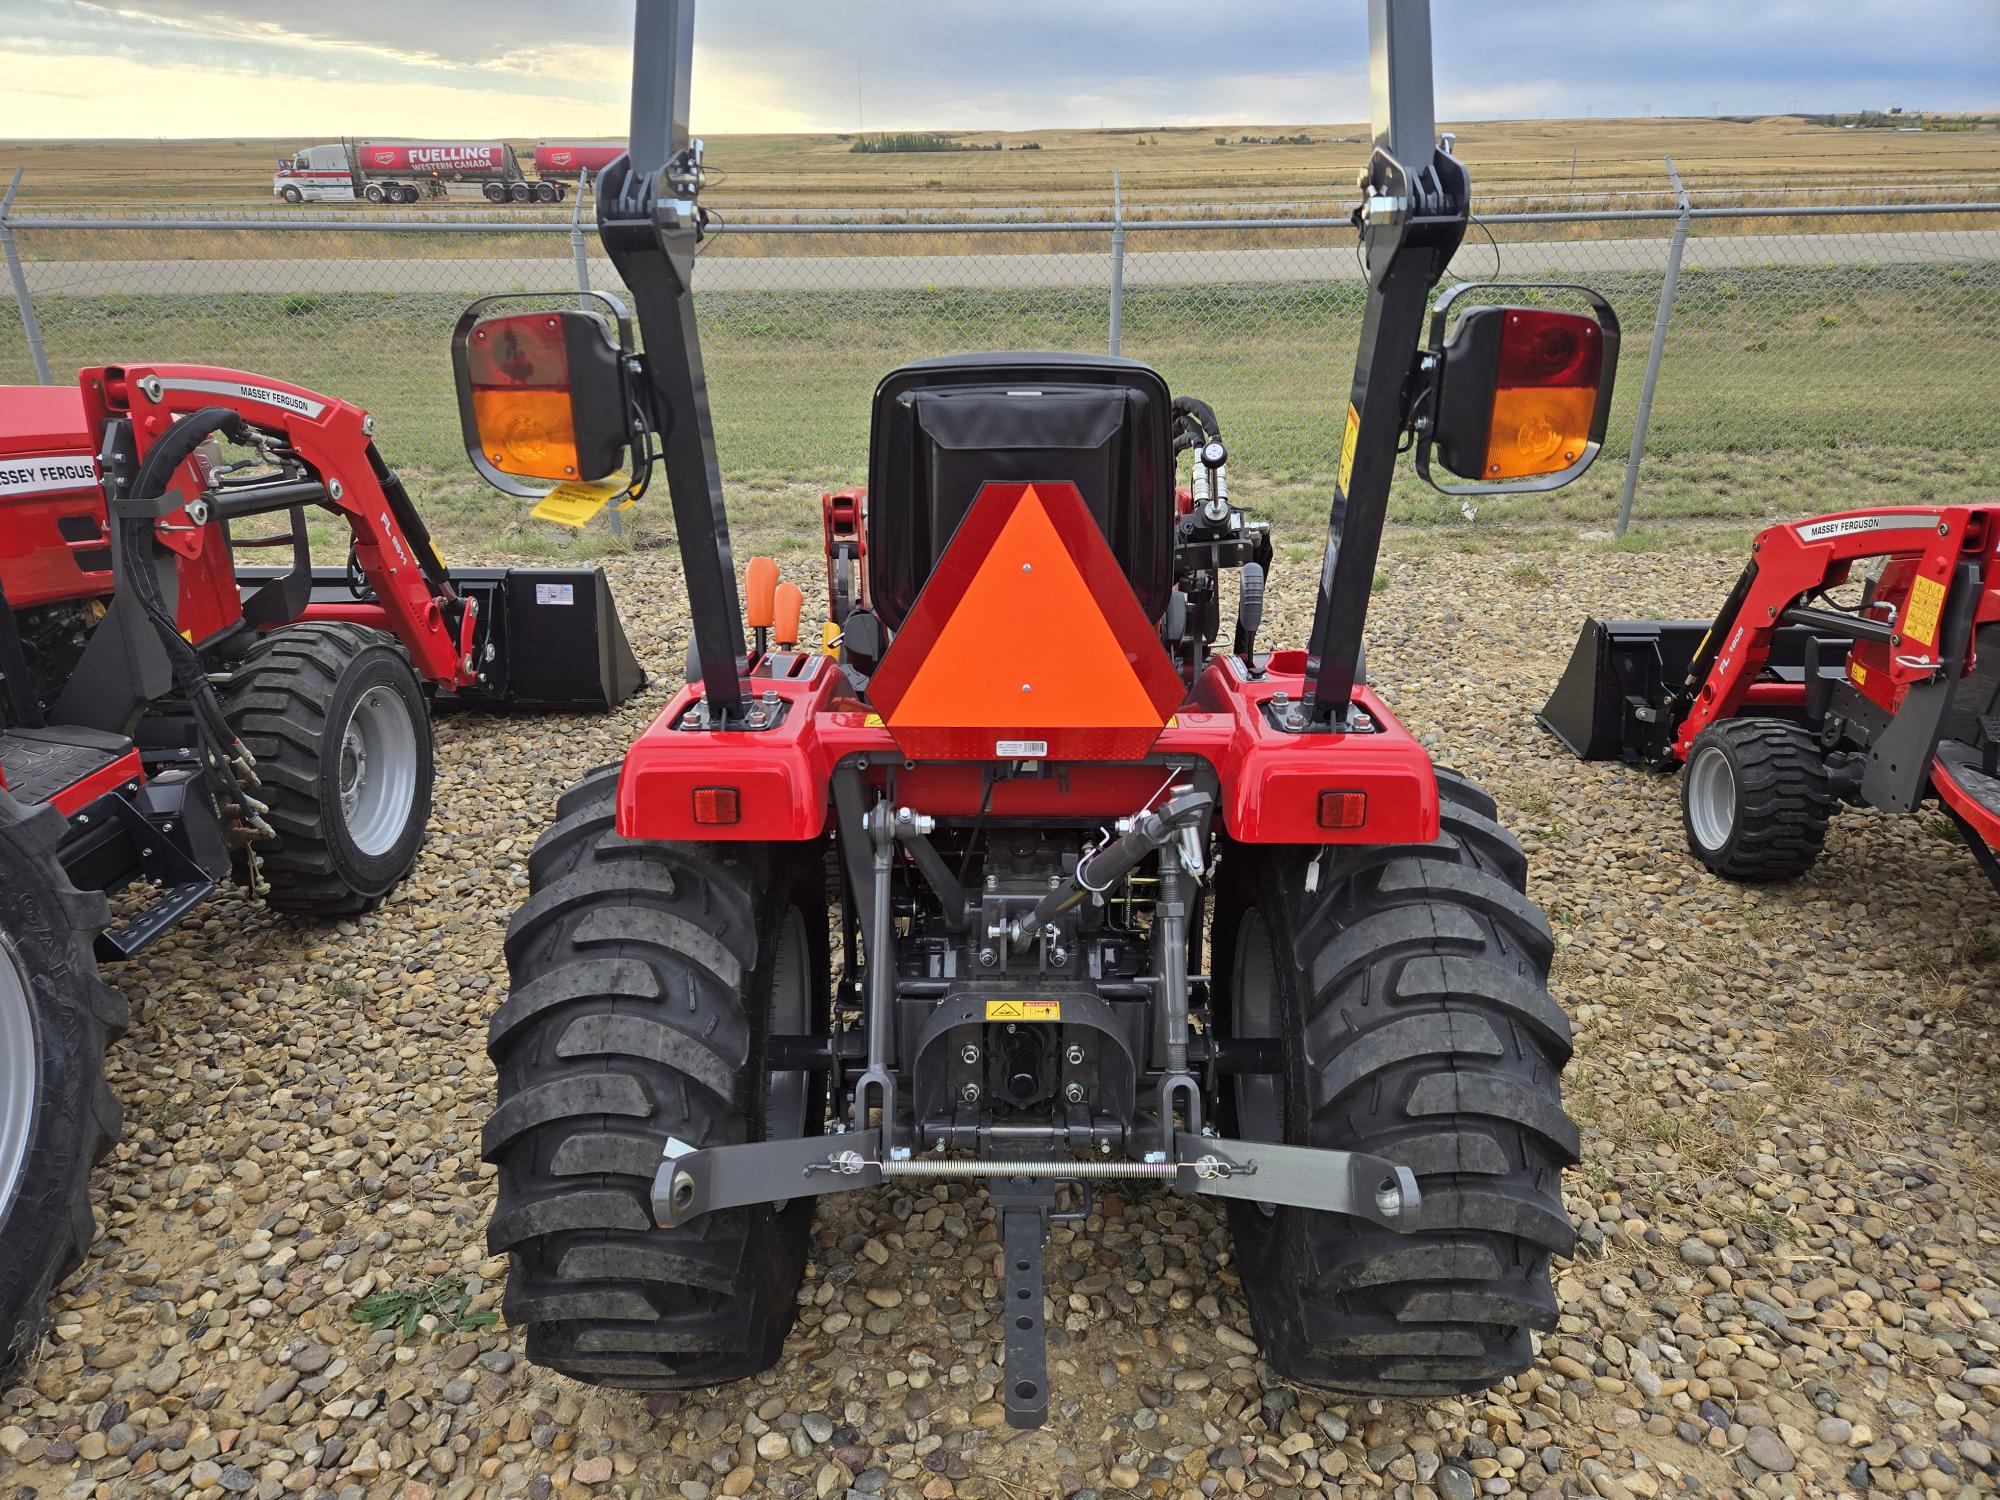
[450,293,636,498]
[1417,284,1619,496]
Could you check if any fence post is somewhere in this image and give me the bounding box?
[1108,171,1126,356]
[1615,156,1689,536]
[0,167,52,386]
[571,169,593,305]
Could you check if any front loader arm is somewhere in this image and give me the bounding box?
[1672,505,1985,759]
[87,363,479,690]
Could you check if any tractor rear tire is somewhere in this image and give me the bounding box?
[1212,768,1578,1395]
[484,767,828,1388]
[0,792,125,1392]
[222,622,432,915]
[1681,718,1832,881]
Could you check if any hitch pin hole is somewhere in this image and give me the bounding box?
[1376,1176,1402,1217]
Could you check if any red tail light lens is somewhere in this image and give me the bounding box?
[1495,309,1602,389]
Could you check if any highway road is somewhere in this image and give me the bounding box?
[10,230,1997,300]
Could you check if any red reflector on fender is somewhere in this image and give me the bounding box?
[1318,790,1367,830]
[692,787,740,825]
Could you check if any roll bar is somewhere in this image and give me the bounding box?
[601,0,1464,728]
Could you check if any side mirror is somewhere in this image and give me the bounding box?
[1416,284,1620,496]
[451,293,637,498]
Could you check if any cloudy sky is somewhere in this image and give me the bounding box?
[1,0,1994,139]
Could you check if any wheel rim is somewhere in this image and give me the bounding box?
[336,685,419,857]
[0,937,38,1228]
[1685,744,1738,854]
[765,906,810,1140]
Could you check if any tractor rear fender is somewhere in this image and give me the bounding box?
[616,649,1439,845]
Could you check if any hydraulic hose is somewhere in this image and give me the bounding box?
[1171,395,1222,451]
[118,408,274,840]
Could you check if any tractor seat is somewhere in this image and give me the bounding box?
[865,353,1176,632]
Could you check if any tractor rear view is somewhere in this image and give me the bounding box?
[1542,505,2000,890]
[460,0,1621,1424]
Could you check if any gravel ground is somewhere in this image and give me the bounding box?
[4,531,1998,1500]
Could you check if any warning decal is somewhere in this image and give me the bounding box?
[1338,404,1361,493]
[1902,573,1947,648]
[985,999,1061,1022]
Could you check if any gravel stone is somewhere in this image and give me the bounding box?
[0,539,1995,1500]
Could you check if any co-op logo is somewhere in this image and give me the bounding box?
[546,150,574,167]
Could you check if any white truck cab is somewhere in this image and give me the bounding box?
[272,145,358,205]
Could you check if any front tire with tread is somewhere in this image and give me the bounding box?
[1213,767,1577,1394]
[222,621,433,915]
[1681,718,1832,881]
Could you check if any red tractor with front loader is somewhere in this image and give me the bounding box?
[1543,505,2000,890]
[450,0,1626,1425]
[0,366,641,1387]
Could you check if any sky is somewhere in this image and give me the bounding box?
[0,0,1994,140]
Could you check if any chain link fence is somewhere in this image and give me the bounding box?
[2,195,1995,531]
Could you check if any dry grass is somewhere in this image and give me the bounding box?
[3,114,1995,216]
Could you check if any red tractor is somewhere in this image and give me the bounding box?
[0,365,641,1387]
[1544,505,2000,889]
[457,0,1620,1424]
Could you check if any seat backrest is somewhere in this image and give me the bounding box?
[866,353,1176,632]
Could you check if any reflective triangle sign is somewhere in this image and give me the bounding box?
[868,482,1185,760]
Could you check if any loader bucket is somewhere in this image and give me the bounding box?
[235,565,646,711]
[1537,618,1710,762]
[1539,617,1853,763]
[440,567,646,711]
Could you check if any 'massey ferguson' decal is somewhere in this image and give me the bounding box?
[1796,512,1940,543]
[154,376,328,420]
[0,453,99,498]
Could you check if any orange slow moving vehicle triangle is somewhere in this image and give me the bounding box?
[869,481,1185,760]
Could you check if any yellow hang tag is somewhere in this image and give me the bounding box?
[531,476,630,530]
[1338,403,1361,493]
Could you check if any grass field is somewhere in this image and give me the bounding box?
[4,259,1990,567]
[5,114,1997,216]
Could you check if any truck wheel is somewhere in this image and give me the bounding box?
[363,183,385,204]
[222,622,432,916]
[483,181,508,204]
[534,182,560,204]
[507,182,533,204]
[279,185,304,205]
[484,767,828,1388]
[0,792,125,1392]
[1212,769,1578,1394]
[1681,718,1832,881]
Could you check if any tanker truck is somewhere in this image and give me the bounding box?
[531,140,628,179]
[273,140,569,206]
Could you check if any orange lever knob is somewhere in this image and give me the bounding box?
[773,583,804,649]
[745,556,778,630]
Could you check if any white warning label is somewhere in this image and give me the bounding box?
[535,582,576,606]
